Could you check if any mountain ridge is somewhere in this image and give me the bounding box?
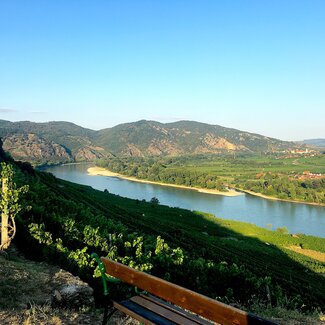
[0,119,305,164]
[302,138,325,148]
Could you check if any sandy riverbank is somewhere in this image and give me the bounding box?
[87,166,242,197]
[238,188,325,207]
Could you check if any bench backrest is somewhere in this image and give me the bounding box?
[101,257,275,325]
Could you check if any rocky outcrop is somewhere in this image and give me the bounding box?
[0,245,94,310]
[51,269,94,309]
[2,134,113,164]
[3,134,73,164]
[147,139,182,156]
[0,246,106,324]
[122,144,144,157]
[202,134,236,150]
[74,146,109,161]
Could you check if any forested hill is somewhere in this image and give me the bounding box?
[0,120,100,164]
[0,119,304,164]
[97,120,299,156]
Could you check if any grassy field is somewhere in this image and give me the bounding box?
[177,154,325,180]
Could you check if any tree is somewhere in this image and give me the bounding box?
[276,226,289,235]
[150,197,159,205]
[0,163,28,250]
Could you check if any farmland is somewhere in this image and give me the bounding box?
[96,154,325,204]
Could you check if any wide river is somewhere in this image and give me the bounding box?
[44,164,325,238]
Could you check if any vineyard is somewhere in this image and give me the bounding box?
[1,157,321,319]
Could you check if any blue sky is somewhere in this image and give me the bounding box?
[0,1,324,140]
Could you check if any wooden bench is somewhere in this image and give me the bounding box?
[92,254,277,325]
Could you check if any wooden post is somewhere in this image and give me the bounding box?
[1,177,9,250]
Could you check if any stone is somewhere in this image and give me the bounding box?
[51,269,94,309]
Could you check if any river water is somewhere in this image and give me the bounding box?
[44,164,325,238]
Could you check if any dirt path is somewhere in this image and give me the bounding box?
[286,245,325,262]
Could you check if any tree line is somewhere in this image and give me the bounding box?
[96,157,227,191]
[236,174,325,204]
[96,156,325,204]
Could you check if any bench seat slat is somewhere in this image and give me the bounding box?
[130,296,200,325]
[114,300,176,325]
[140,295,215,325]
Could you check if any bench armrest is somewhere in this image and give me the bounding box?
[91,252,120,296]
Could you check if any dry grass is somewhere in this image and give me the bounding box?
[286,245,325,263]
[0,247,136,324]
[252,306,325,325]
[0,305,137,325]
[0,304,99,325]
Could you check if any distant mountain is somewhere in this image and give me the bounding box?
[0,120,96,151]
[302,139,325,148]
[0,119,304,164]
[97,120,298,156]
[3,133,73,164]
[0,120,105,164]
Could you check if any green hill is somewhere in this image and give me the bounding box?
[0,119,304,165]
[0,120,107,164]
[97,119,300,156]
[0,120,96,145]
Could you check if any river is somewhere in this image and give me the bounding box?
[44,164,325,238]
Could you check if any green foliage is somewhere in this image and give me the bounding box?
[83,225,109,252]
[9,160,325,313]
[154,236,184,267]
[0,163,28,249]
[276,227,289,234]
[68,247,94,269]
[96,156,227,191]
[0,163,29,220]
[150,197,159,205]
[29,223,53,245]
[241,175,325,204]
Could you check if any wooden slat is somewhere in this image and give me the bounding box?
[141,294,214,325]
[114,300,174,325]
[113,300,156,325]
[131,296,198,325]
[101,258,276,325]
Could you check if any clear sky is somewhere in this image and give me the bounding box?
[0,1,324,140]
